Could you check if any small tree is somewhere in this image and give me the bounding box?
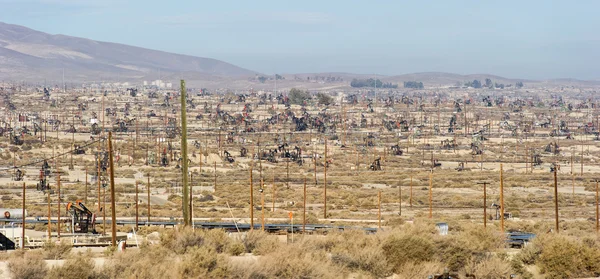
[317,93,333,106]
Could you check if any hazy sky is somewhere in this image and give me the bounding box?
[1,0,599,79]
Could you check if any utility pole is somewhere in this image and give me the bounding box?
[57,157,61,239]
[180,80,190,226]
[135,181,139,231]
[324,138,327,219]
[410,174,413,207]
[108,132,117,247]
[500,164,505,233]
[303,176,306,233]
[378,190,382,229]
[429,171,433,219]
[595,180,599,234]
[477,182,489,228]
[21,182,25,249]
[398,181,402,216]
[85,168,88,205]
[554,168,559,233]
[147,174,151,223]
[249,161,254,231]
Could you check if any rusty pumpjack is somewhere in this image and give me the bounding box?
[66,201,97,234]
[224,150,235,163]
[10,132,23,145]
[12,168,24,181]
[369,157,382,171]
[391,144,403,156]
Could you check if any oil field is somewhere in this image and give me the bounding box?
[1,1,600,278]
[0,78,599,278]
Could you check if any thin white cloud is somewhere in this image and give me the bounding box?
[154,11,332,27]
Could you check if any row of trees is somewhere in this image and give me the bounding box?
[403,81,424,89]
[350,78,398,88]
[464,79,524,89]
[288,88,333,106]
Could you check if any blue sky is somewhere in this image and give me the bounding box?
[1,0,599,79]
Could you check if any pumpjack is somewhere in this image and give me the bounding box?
[370,157,382,171]
[66,201,97,234]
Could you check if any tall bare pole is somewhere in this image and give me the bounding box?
[21,182,25,249]
[378,190,382,229]
[500,164,505,233]
[398,181,402,216]
[429,171,433,219]
[108,131,117,246]
[477,182,489,228]
[97,156,101,215]
[324,138,327,219]
[85,168,88,205]
[135,181,139,231]
[180,80,190,226]
[57,156,61,239]
[147,174,151,223]
[554,168,559,233]
[303,176,306,233]
[47,187,51,239]
[214,161,217,191]
[595,180,599,234]
[410,174,413,207]
[250,161,254,231]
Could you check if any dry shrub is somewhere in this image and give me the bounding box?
[47,252,96,279]
[382,234,435,272]
[177,246,230,278]
[7,251,48,279]
[461,256,512,279]
[43,240,73,259]
[102,245,174,279]
[433,235,476,271]
[242,230,280,255]
[160,227,204,254]
[227,241,246,256]
[395,261,445,279]
[237,244,344,279]
[460,224,505,251]
[537,234,600,279]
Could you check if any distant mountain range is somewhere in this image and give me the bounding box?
[0,22,597,88]
[0,21,256,83]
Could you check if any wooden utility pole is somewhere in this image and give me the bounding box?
[477,182,489,228]
[57,157,61,239]
[398,181,402,216]
[272,169,276,212]
[135,181,139,231]
[108,132,117,247]
[180,80,190,226]
[554,168,559,233]
[595,180,599,234]
[324,138,327,219]
[147,175,151,223]
[21,182,25,249]
[429,171,433,219]
[500,164,505,233]
[47,188,51,239]
[249,161,254,231]
[378,190,382,229]
[85,168,88,205]
[260,186,265,231]
[303,176,306,233]
[97,157,101,214]
[410,175,413,208]
[214,161,217,191]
